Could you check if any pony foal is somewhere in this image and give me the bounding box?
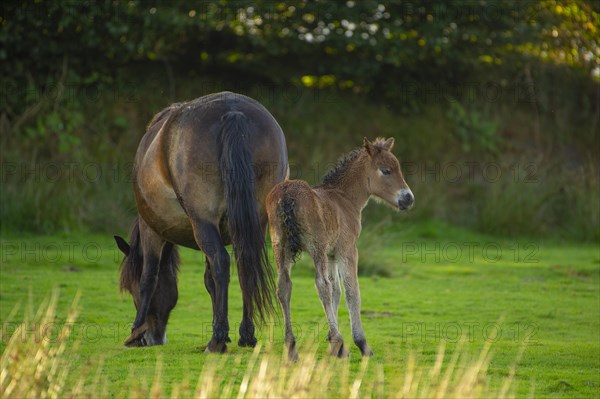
[266,137,414,361]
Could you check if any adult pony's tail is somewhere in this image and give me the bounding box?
[218,111,275,324]
[279,193,303,262]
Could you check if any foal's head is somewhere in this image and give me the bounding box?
[363,137,414,210]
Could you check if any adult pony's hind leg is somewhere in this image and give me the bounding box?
[192,221,231,353]
[238,303,257,347]
[238,216,269,348]
[204,255,217,325]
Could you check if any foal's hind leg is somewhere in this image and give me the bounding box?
[274,241,298,361]
[313,250,349,358]
[328,255,342,323]
[340,248,373,357]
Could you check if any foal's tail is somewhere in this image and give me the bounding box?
[218,111,275,324]
[279,192,303,262]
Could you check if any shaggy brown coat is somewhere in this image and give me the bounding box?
[267,137,414,360]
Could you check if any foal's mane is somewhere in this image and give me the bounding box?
[319,138,390,187]
[320,149,363,186]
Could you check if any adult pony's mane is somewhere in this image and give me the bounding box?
[320,138,390,187]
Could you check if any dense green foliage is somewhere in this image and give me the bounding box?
[0,1,598,240]
[3,1,598,101]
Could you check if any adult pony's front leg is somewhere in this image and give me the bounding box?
[193,222,231,353]
[126,222,168,346]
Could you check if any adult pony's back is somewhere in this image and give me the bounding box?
[114,92,288,352]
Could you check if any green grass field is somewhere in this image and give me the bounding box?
[1,221,598,398]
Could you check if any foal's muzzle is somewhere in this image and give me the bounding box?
[397,189,414,210]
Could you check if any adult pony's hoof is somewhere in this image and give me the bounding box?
[238,335,257,347]
[205,338,228,353]
[285,338,299,362]
[124,325,147,347]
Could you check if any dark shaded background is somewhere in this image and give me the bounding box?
[1,0,598,241]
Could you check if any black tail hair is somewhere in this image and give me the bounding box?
[119,217,180,294]
[218,111,275,324]
[119,218,142,293]
[280,194,302,262]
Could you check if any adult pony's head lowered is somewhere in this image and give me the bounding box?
[114,219,180,347]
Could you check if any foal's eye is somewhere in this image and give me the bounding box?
[380,168,391,176]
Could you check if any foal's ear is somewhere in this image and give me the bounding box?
[114,235,130,256]
[383,137,395,151]
[363,137,376,156]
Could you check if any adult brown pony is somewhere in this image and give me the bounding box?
[267,137,413,361]
[114,92,288,353]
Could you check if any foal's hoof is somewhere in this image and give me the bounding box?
[337,345,350,358]
[287,349,299,363]
[354,339,374,357]
[238,336,257,347]
[360,344,374,357]
[330,342,349,358]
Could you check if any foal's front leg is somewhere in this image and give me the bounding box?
[340,248,374,357]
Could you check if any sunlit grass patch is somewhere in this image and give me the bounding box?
[1,291,532,398]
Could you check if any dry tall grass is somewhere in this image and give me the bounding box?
[0,290,80,399]
[1,292,528,398]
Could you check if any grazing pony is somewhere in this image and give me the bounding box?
[266,137,414,360]
[114,92,288,352]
